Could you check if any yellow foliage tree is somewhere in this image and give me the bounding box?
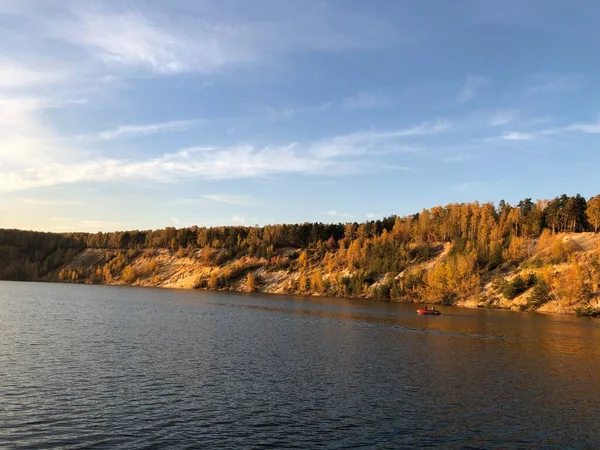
[121,265,137,284]
[537,229,554,251]
[298,250,308,269]
[586,195,600,232]
[298,275,309,293]
[346,240,362,270]
[551,263,591,309]
[246,272,258,292]
[418,252,479,303]
[145,259,158,275]
[310,271,325,294]
[202,247,216,264]
[503,236,529,262]
[208,272,220,289]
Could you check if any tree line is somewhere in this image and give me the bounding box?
[52,193,598,252]
[2,193,600,305]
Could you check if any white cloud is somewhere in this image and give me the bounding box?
[309,120,451,159]
[322,210,356,218]
[35,1,396,76]
[566,121,600,133]
[87,120,198,140]
[230,215,258,225]
[0,97,83,167]
[202,194,254,205]
[61,9,198,74]
[0,144,332,192]
[487,116,600,144]
[366,213,383,219]
[0,59,63,89]
[501,131,535,141]
[457,75,491,103]
[527,73,588,94]
[0,115,453,192]
[489,110,518,126]
[0,1,407,196]
[171,217,181,225]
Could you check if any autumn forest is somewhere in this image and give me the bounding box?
[2,193,600,316]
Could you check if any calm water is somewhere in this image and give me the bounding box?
[1,281,600,449]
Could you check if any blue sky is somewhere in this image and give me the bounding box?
[1,0,600,232]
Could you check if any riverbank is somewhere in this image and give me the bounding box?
[45,231,600,316]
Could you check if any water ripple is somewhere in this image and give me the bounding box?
[1,281,599,448]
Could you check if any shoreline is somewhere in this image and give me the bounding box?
[4,278,592,319]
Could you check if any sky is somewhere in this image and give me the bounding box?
[1,0,600,232]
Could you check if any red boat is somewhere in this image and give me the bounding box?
[417,308,441,315]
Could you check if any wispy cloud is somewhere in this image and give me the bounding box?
[443,154,472,163]
[527,73,588,94]
[0,59,64,90]
[230,215,258,225]
[322,210,356,218]
[0,114,454,192]
[566,120,600,134]
[457,75,491,103]
[502,131,536,141]
[61,9,200,74]
[87,120,198,140]
[37,1,396,76]
[493,116,600,143]
[0,144,331,192]
[489,110,518,126]
[309,120,451,159]
[202,194,254,205]
[366,212,383,219]
[0,96,84,167]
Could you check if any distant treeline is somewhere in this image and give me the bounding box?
[61,193,599,250]
[0,230,85,281]
[1,193,600,288]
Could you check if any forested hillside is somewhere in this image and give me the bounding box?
[2,193,600,316]
[0,230,85,281]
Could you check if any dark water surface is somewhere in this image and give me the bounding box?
[1,281,600,449]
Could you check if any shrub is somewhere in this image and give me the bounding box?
[503,273,536,299]
[373,282,391,301]
[194,275,209,289]
[574,305,600,318]
[519,280,552,311]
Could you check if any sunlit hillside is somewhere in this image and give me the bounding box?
[2,193,600,316]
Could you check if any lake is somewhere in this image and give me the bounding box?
[1,281,599,448]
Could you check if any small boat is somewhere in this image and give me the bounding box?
[417,308,441,315]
